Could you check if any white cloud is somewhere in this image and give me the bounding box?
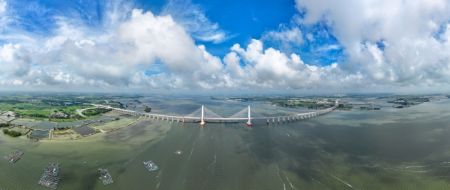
[221,39,355,89]
[263,27,303,48]
[296,0,450,88]
[0,43,30,78]
[0,0,6,14]
[2,0,450,93]
[161,0,229,44]
[0,6,232,91]
[0,0,8,27]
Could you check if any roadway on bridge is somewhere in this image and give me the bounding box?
[93,100,339,125]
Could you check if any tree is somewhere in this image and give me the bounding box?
[144,106,151,113]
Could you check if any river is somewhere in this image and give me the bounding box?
[1,98,450,189]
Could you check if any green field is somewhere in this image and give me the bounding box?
[0,100,90,121]
[82,107,112,116]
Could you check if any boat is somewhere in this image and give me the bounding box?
[143,160,158,172]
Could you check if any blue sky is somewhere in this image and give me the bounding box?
[2,0,342,65]
[1,0,450,93]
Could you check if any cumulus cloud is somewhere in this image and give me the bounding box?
[296,0,450,88]
[0,5,229,90]
[221,39,356,90]
[1,0,450,93]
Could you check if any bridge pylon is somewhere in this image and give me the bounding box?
[246,105,252,127]
[200,105,206,126]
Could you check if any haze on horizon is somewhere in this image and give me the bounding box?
[1,0,450,94]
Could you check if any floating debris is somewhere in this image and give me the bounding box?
[3,150,24,163]
[98,168,114,185]
[38,162,60,189]
[143,160,158,172]
[174,150,183,155]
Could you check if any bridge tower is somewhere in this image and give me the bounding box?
[246,105,252,127]
[200,105,206,126]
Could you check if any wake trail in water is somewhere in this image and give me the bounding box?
[285,175,296,190]
[188,139,198,161]
[329,173,355,189]
[277,165,287,190]
[208,154,217,170]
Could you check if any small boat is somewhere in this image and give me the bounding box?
[143,160,158,172]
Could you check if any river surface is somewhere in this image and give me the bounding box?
[1,98,450,190]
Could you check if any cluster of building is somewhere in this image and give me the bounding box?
[0,111,15,123]
[49,112,69,119]
[388,97,430,108]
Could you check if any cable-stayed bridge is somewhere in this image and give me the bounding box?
[93,100,339,126]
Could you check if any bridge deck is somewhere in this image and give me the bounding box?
[93,100,338,124]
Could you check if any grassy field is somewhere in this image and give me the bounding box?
[82,107,111,116]
[0,101,91,120]
[0,94,134,122]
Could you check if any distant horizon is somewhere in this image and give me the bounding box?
[0,89,448,97]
